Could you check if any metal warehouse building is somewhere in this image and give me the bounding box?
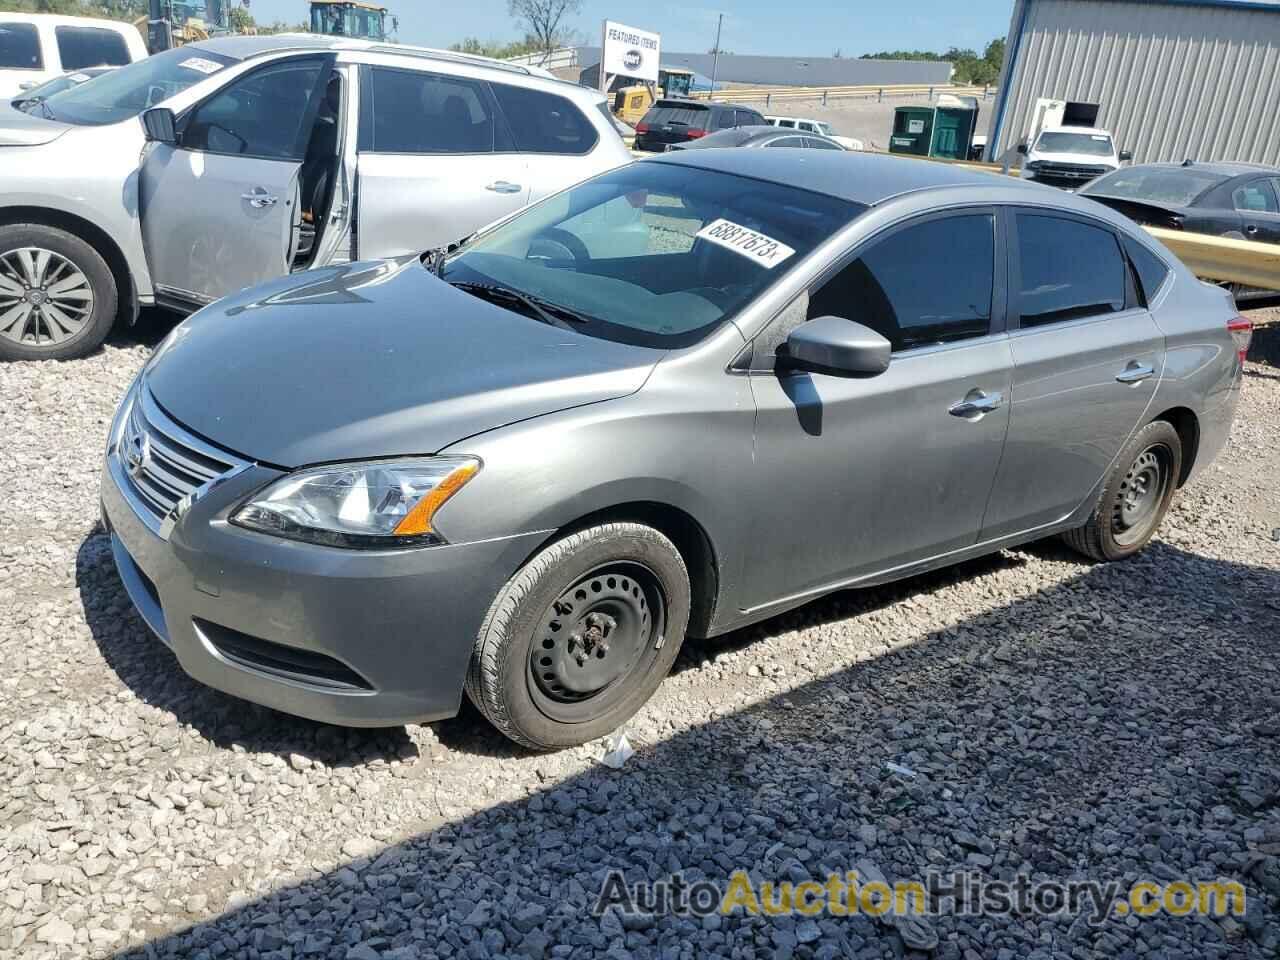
[986,0,1280,164]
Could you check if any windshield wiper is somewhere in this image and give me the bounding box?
[430,231,480,278]
[448,280,593,330]
[34,98,55,120]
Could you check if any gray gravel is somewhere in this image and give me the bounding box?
[1,311,1278,959]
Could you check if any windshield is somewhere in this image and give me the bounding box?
[1034,131,1115,156]
[441,162,862,348]
[38,47,236,126]
[1081,167,1228,206]
[814,121,834,136]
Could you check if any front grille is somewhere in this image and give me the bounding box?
[1031,163,1110,182]
[117,390,248,532]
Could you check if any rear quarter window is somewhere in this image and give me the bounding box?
[0,22,41,70]
[1122,235,1171,305]
[491,84,597,155]
[55,26,131,70]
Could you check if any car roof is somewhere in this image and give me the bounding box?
[189,34,566,82]
[652,148,1030,205]
[0,12,134,28]
[1111,160,1277,178]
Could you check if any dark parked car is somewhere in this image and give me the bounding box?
[1081,161,1280,295]
[633,99,766,152]
[666,124,847,152]
[102,152,1247,749]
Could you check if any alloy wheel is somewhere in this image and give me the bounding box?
[0,247,95,347]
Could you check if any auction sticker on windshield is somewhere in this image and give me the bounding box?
[180,58,224,75]
[695,219,796,269]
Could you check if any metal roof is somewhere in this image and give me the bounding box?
[575,48,952,88]
[650,149,1030,205]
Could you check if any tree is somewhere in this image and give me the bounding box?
[507,0,581,60]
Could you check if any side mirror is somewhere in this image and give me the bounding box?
[17,80,36,92]
[782,316,891,376]
[1016,142,1028,155]
[142,107,178,145]
[1119,150,1133,162]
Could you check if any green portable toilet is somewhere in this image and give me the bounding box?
[889,106,933,156]
[929,104,976,160]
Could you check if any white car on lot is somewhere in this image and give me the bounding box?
[0,13,144,99]
[764,115,863,151]
[1018,125,1131,189]
[0,35,631,360]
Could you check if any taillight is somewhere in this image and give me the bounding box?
[1228,316,1253,363]
[686,128,707,139]
[635,122,649,135]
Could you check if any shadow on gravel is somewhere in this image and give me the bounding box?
[105,307,182,353]
[74,528,416,768]
[103,539,1279,959]
[1247,322,1280,369]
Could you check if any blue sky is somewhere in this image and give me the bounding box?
[244,1,1014,56]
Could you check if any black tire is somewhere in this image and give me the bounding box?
[1060,420,1182,562]
[465,522,691,750]
[0,223,118,362]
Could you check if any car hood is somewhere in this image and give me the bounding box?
[1028,149,1117,167]
[0,109,71,146]
[145,258,664,467]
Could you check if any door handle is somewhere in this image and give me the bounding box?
[1245,224,1259,236]
[241,188,278,208]
[949,389,1003,419]
[1115,361,1155,384]
[485,181,523,194]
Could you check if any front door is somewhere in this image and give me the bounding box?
[354,65,530,257]
[139,56,330,304]
[1233,178,1280,243]
[744,211,1013,609]
[981,210,1164,539]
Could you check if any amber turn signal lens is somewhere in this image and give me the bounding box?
[392,461,480,536]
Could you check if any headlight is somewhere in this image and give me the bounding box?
[230,457,480,548]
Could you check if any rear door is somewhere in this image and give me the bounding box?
[355,65,529,257]
[745,210,1013,604]
[490,82,605,205]
[140,56,330,305]
[980,209,1164,540]
[1232,178,1280,242]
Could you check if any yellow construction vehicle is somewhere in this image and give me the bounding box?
[609,67,695,125]
[138,0,234,54]
[309,1,392,41]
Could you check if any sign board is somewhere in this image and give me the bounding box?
[601,20,660,85]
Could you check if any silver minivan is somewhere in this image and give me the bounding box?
[0,35,631,360]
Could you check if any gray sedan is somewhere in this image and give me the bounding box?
[101,150,1248,749]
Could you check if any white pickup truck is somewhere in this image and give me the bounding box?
[1018,126,1132,189]
[764,115,864,151]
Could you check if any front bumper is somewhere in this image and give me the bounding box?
[99,420,547,728]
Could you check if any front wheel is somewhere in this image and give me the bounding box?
[465,522,691,750]
[0,224,118,361]
[1061,420,1182,562]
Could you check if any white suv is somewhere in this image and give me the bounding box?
[0,35,631,360]
[0,13,145,99]
[764,115,864,151]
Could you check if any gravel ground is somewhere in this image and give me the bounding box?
[1,309,1278,960]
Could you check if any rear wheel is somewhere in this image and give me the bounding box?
[1061,420,1182,561]
[465,522,690,750]
[0,224,117,361]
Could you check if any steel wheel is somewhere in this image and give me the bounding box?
[0,246,95,347]
[1110,443,1173,547]
[527,561,667,724]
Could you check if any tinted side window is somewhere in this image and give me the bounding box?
[0,22,40,69]
[1232,180,1279,213]
[55,26,130,70]
[765,136,806,148]
[1015,214,1125,327]
[1121,236,1171,306]
[738,109,764,125]
[491,84,596,155]
[184,60,324,160]
[805,137,842,150]
[807,214,994,352]
[362,67,505,154]
[712,109,735,130]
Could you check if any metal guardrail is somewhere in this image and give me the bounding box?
[693,83,994,106]
[1144,228,1280,290]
